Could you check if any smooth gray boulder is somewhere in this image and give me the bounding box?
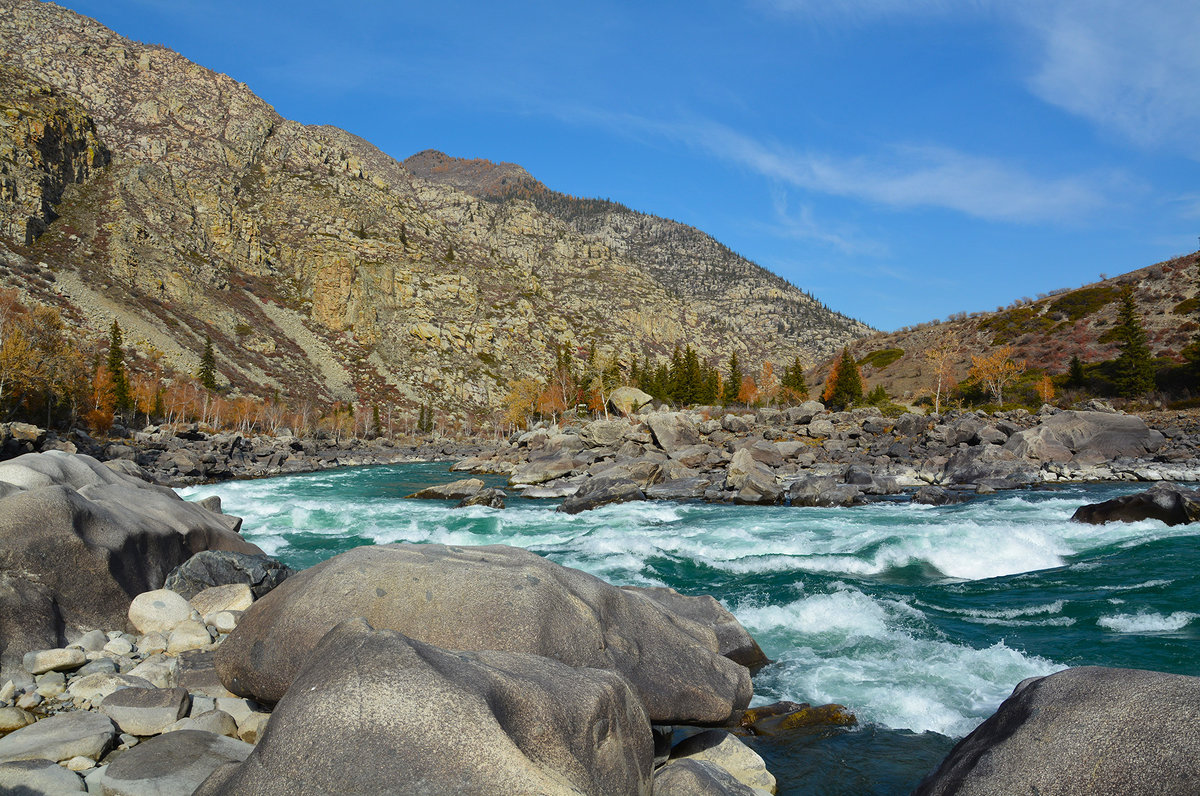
[508,451,582,486]
[457,487,506,509]
[558,476,645,514]
[653,759,762,795]
[645,477,712,501]
[163,550,292,600]
[215,544,753,723]
[914,666,1200,796]
[913,485,972,506]
[1005,410,1165,461]
[647,412,701,454]
[102,730,253,796]
[1072,484,1200,526]
[580,419,629,448]
[196,618,653,795]
[101,687,191,737]
[942,445,1037,486]
[0,758,85,793]
[0,452,260,677]
[622,586,768,671]
[608,386,654,416]
[0,711,116,763]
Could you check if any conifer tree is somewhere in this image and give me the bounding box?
[198,335,218,391]
[823,347,863,410]
[781,356,809,402]
[722,352,742,405]
[1066,355,1087,389]
[1112,286,1155,397]
[107,321,133,416]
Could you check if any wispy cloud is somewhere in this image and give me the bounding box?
[766,188,885,255]
[680,119,1115,224]
[1016,1,1200,158]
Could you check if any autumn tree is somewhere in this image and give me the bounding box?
[968,345,1025,405]
[823,348,863,410]
[758,361,781,406]
[1036,373,1055,405]
[924,347,959,414]
[502,378,541,429]
[586,347,622,418]
[1111,286,1155,398]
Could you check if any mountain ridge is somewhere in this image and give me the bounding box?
[0,0,869,426]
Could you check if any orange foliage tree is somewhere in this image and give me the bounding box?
[968,345,1026,405]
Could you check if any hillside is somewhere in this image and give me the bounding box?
[834,255,1198,404]
[0,0,868,428]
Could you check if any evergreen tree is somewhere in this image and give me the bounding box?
[107,321,133,416]
[1066,355,1087,389]
[198,335,218,391]
[1112,286,1155,398]
[824,347,863,410]
[781,356,809,402]
[722,352,742,405]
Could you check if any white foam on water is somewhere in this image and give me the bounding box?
[736,588,1062,737]
[928,599,1067,620]
[1098,610,1199,633]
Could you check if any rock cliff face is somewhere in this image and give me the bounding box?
[0,0,868,420]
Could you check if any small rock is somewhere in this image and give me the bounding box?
[0,758,86,793]
[100,687,190,737]
[75,658,118,678]
[190,584,253,619]
[15,692,41,710]
[208,611,241,634]
[0,710,116,763]
[126,656,175,689]
[101,730,253,795]
[128,589,193,635]
[72,630,109,653]
[654,758,763,795]
[167,709,238,738]
[23,647,87,675]
[67,672,155,703]
[669,729,776,794]
[235,712,270,744]
[102,637,135,656]
[64,754,95,771]
[137,633,168,657]
[0,706,35,734]
[167,620,214,654]
[34,671,66,698]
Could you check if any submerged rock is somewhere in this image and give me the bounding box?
[558,475,645,514]
[406,477,485,500]
[198,618,653,795]
[914,666,1200,796]
[216,543,753,724]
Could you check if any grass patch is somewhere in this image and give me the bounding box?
[1173,297,1199,316]
[858,348,904,370]
[1048,285,1120,322]
[979,307,1056,344]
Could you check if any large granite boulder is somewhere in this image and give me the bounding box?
[646,412,701,454]
[580,419,630,448]
[609,386,654,416]
[197,618,653,795]
[942,445,1037,486]
[1004,410,1165,462]
[406,478,485,500]
[215,544,753,723]
[1072,484,1200,526]
[0,452,260,677]
[786,475,864,507]
[725,449,782,505]
[103,730,253,796]
[914,666,1200,795]
[620,586,769,671]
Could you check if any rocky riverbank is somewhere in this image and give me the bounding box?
[443,401,1200,512]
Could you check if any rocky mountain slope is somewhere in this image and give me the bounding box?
[0,0,867,425]
[839,254,1198,402]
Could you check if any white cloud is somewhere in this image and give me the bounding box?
[682,120,1114,223]
[1016,1,1200,157]
[767,189,886,255]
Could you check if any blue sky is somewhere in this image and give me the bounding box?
[64,0,1200,331]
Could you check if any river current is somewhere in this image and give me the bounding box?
[182,464,1200,795]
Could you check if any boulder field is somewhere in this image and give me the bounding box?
[442,402,1194,513]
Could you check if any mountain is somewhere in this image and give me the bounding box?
[0,0,868,424]
[835,255,1198,403]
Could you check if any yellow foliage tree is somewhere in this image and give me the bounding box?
[1037,374,1055,405]
[503,377,542,429]
[738,375,759,406]
[968,345,1026,405]
[924,347,959,414]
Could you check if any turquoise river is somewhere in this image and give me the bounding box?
[183,463,1200,795]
